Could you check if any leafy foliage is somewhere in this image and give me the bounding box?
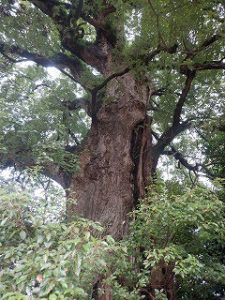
[1,183,225,299]
[0,63,89,174]
[130,184,225,299]
[0,186,108,299]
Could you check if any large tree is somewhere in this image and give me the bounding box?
[0,0,224,298]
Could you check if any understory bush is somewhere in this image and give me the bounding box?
[0,183,225,299]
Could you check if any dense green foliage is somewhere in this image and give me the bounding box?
[0,64,88,174]
[1,183,225,299]
[0,0,224,181]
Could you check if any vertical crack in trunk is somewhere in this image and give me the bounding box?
[130,115,152,207]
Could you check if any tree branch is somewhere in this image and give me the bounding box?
[144,43,178,65]
[28,0,109,72]
[172,71,196,126]
[152,121,191,173]
[193,60,225,71]
[0,149,68,188]
[92,67,130,93]
[28,0,70,26]
[163,145,221,180]
[185,32,223,60]
[153,121,191,155]
[0,42,94,88]
[198,34,222,52]
[0,51,28,64]
[152,68,195,168]
[180,29,224,75]
[92,44,179,92]
[162,145,199,172]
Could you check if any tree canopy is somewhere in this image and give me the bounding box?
[0,0,224,182]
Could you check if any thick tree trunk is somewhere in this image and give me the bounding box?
[67,72,152,239]
[63,44,175,298]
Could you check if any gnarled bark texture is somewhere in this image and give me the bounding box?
[68,72,152,239]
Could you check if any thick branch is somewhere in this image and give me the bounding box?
[81,3,116,27]
[193,60,225,71]
[198,34,222,51]
[0,51,28,64]
[153,121,191,155]
[62,70,136,118]
[29,0,70,26]
[0,42,94,88]
[0,149,68,188]
[61,38,107,73]
[29,0,108,72]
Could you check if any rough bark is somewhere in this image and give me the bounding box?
[67,72,152,239]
